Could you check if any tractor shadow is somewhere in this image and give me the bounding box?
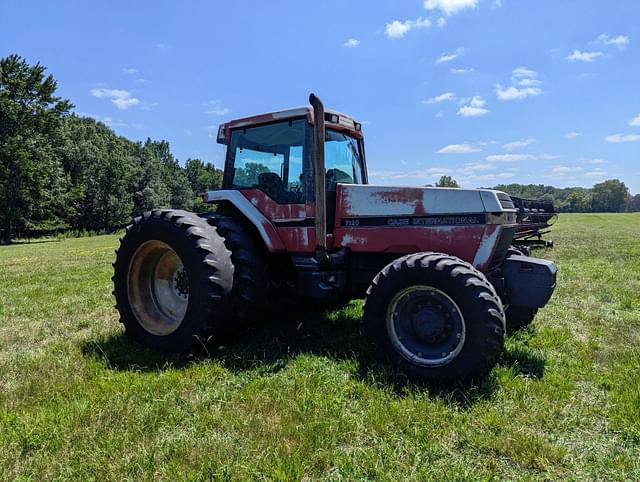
[82,303,546,405]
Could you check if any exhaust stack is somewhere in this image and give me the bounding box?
[309,93,329,265]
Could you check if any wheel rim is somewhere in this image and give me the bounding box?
[127,240,189,336]
[386,285,466,367]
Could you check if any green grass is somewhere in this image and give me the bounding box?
[1,214,639,480]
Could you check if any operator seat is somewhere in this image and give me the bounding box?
[258,172,295,203]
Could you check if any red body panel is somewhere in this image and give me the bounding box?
[229,185,509,269]
[240,189,315,253]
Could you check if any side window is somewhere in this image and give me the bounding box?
[233,149,284,187]
[229,119,306,204]
[325,130,363,191]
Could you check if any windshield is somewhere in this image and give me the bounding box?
[227,118,306,203]
[325,129,364,188]
[225,120,364,203]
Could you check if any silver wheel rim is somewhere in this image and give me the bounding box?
[386,285,466,367]
[127,240,189,336]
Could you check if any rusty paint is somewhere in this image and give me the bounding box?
[334,225,484,264]
[240,189,307,220]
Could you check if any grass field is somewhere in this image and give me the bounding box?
[1,214,639,480]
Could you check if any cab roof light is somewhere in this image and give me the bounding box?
[324,112,340,124]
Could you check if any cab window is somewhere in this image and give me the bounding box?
[228,119,306,203]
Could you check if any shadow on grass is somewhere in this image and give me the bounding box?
[81,303,546,404]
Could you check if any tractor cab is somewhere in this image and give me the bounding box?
[216,105,367,201]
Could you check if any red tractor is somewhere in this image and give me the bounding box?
[113,94,557,383]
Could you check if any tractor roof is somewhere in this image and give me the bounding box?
[216,106,363,144]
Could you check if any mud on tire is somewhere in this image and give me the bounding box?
[363,252,506,384]
[112,209,234,352]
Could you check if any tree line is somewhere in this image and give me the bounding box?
[2,55,638,244]
[491,180,639,213]
[0,54,222,244]
[433,176,638,212]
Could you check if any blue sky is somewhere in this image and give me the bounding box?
[2,0,639,192]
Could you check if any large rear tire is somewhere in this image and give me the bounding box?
[364,252,506,384]
[113,209,234,352]
[199,213,268,325]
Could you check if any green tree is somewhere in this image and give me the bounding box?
[435,175,460,188]
[628,194,640,212]
[234,162,270,187]
[134,139,194,213]
[59,115,137,231]
[591,179,630,212]
[564,189,592,212]
[185,158,223,194]
[0,54,72,243]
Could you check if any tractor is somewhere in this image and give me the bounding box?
[112,94,557,383]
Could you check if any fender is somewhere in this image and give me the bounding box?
[202,190,286,252]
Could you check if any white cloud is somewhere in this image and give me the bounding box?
[155,43,172,50]
[581,158,607,164]
[486,153,559,162]
[486,154,536,162]
[565,132,581,139]
[496,85,542,100]
[629,114,640,127]
[122,68,138,75]
[567,50,603,62]
[437,143,481,154]
[496,66,543,100]
[606,133,640,143]
[584,168,608,178]
[135,78,151,84]
[343,38,360,48]
[424,0,478,16]
[424,92,456,104]
[90,88,140,110]
[140,101,159,111]
[512,66,538,78]
[596,34,630,50]
[459,162,496,173]
[517,78,541,87]
[451,68,474,74]
[436,17,447,27]
[76,112,141,129]
[385,17,431,39]
[551,165,578,174]
[457,96,489,117]
[368,166,451,183]
[458,107,489,117]
[204,100,230,116]
[436,47,464,64]
[503,137,536,150]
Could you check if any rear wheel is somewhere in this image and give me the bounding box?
[113,209,234,352]
[200,213,268,325]
[364,252,505,384]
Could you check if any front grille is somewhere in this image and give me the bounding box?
[497,192,515,210]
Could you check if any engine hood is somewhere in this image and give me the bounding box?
[336,184,516,218]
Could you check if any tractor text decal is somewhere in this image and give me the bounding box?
[340,214,486,228]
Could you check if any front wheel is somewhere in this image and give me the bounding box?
[363,252,506,384]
